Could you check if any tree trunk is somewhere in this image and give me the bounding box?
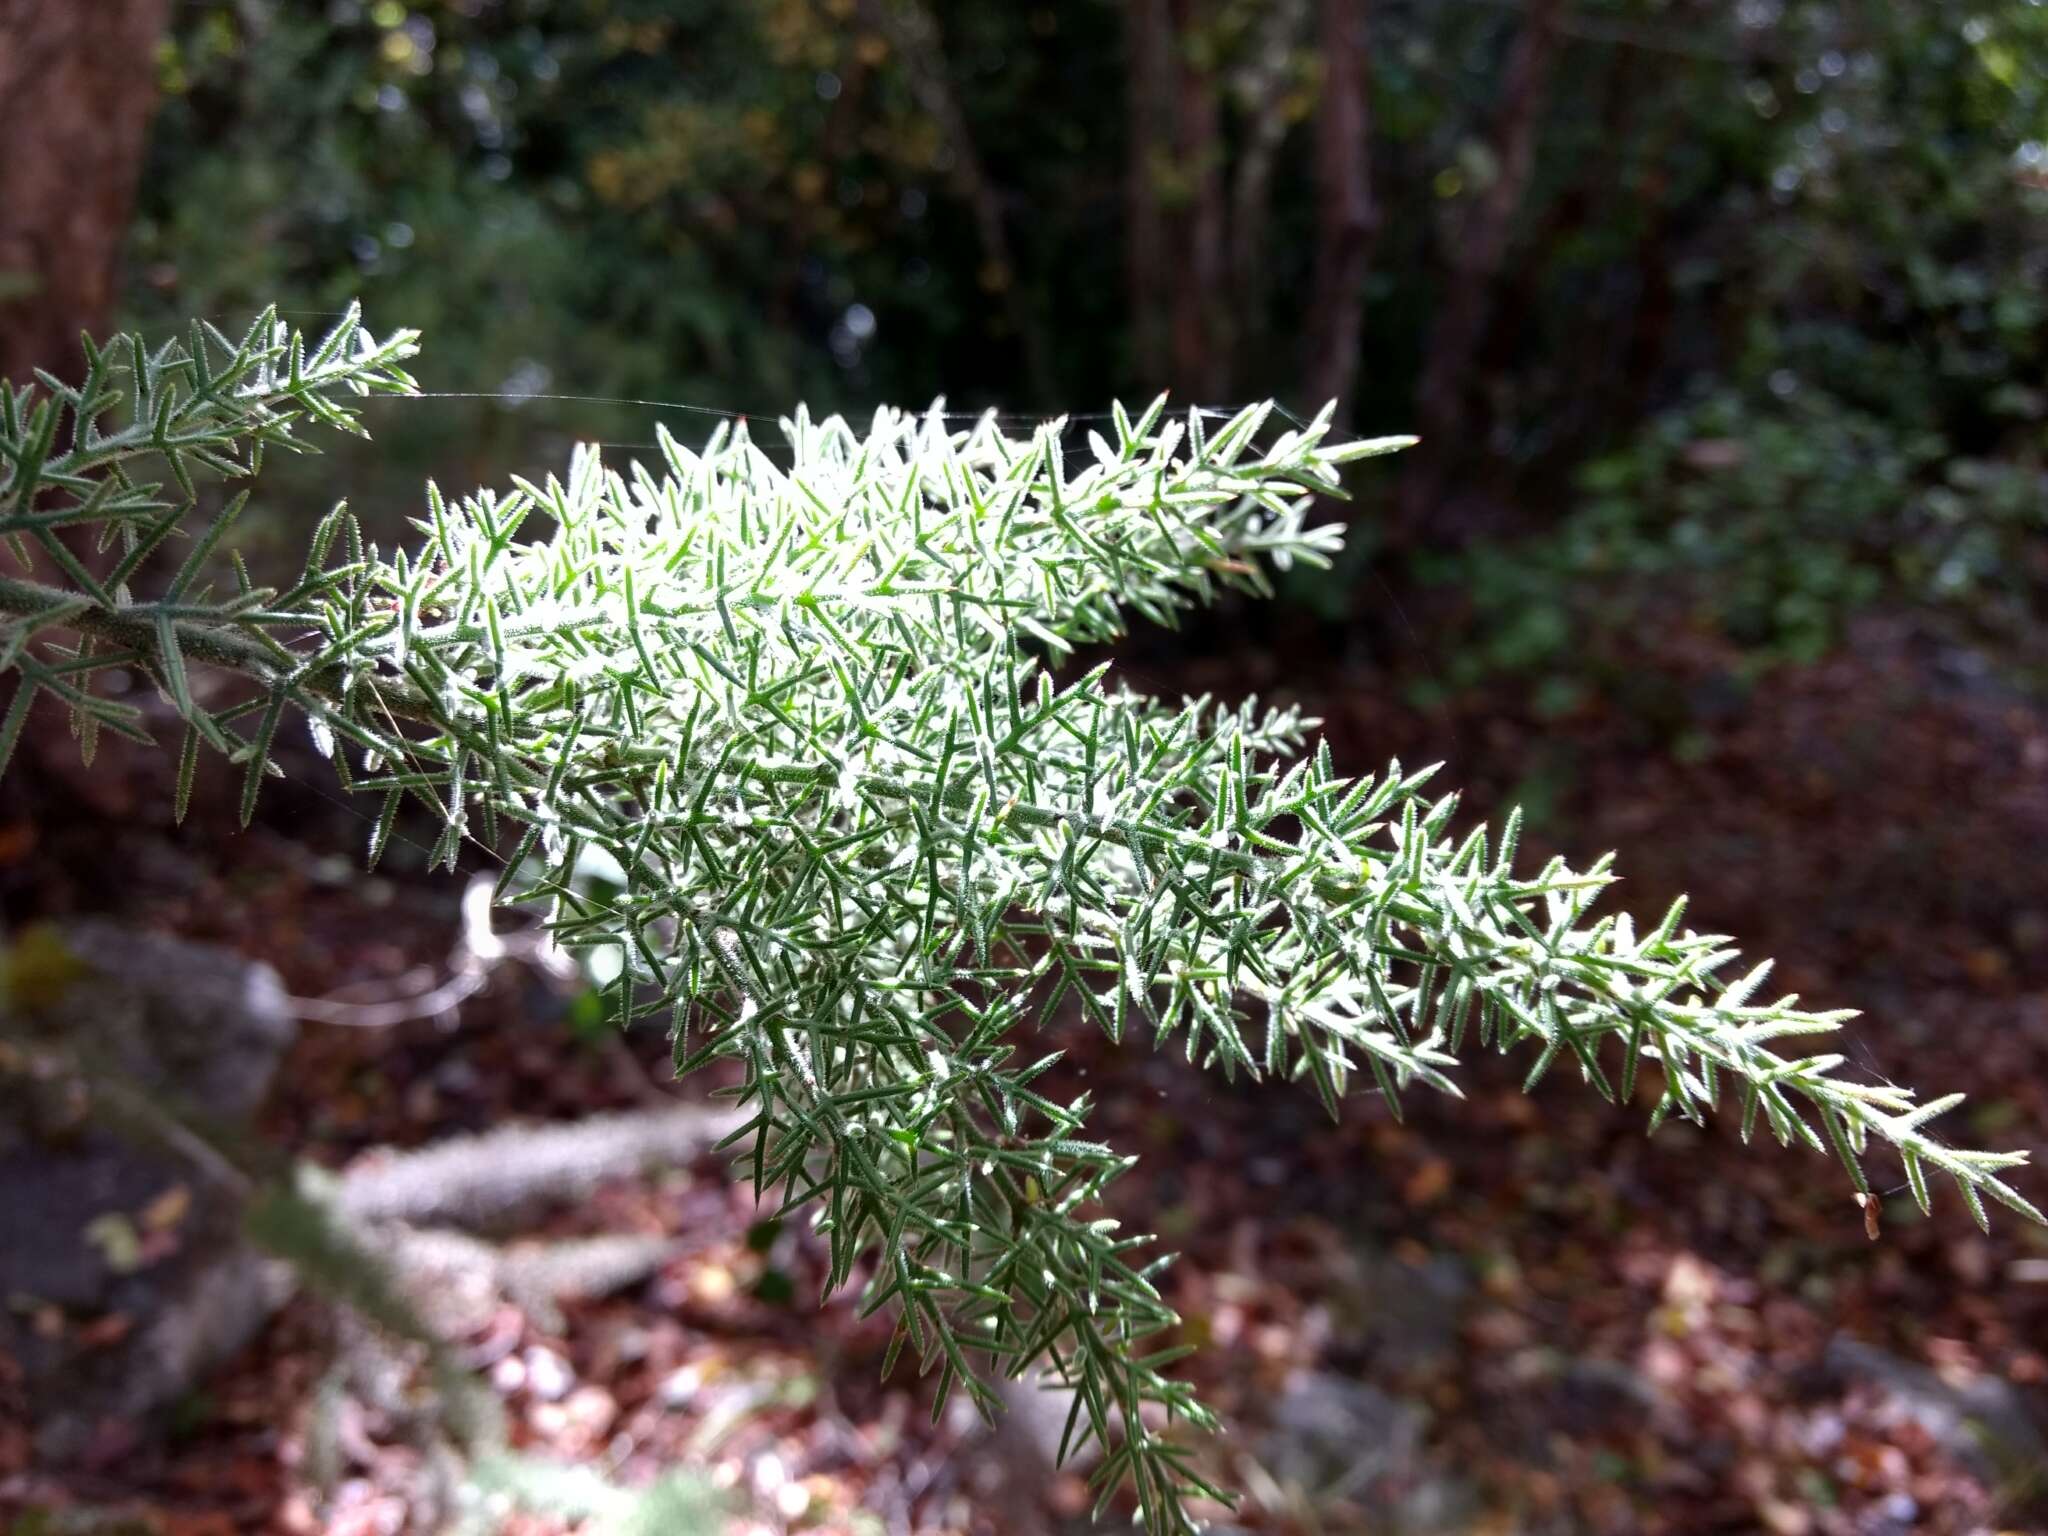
[1226,0,1310,395]
[863,0,1056,404]
[1127,0,1233,399]
[1126,0,1176,390]
[1299,0,1375,423]
[1398,0,1565,539]
[1166,0,1229,401]
[0,0,173,814]
[0,0,174,385]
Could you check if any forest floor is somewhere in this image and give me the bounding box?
[4,609,2047,1536]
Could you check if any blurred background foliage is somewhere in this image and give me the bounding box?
[123,0,2048,709]
[5,6,2046,1526]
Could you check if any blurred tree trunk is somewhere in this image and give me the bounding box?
[1127,0,1232,399]
[1492,38,1691,466]
[0,0,173,385]
[1226,0,1310,393]
[1127,0,1176,388]
[0,0,171,816]
[1166,0,1230,401]
[1134,0,1355,402]
[1299,0,1375,423]
[1398,0,1566,540]
[862,0,1054,404]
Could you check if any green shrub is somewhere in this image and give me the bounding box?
[1437,383,2045,706]
[1,309,2039,1534]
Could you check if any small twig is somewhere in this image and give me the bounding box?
[288,966,488,1029]
[286,875,567,1027]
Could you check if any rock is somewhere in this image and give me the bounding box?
[523,1344,576,1403]
[932,1366,1089,1536]
[1390,1473,1486,1535]
[1329,1248,1473,1377]
[1552,1354,1665,1434]
[0,922,297,1463]
[993,1366,1089,1469]
[1258,1368,1481,1532]
[1261,1370,1426,1501]
[1825,1336,2048,1488]
[29,919,296,1120]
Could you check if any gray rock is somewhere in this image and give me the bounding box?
[1330,1249,1473,1376]
[1258,1368,1482,1532]
[993,1365,1089,1470]
[0,922,297,1463]
[1826,1336,2048,1489]
[53,919,296,1119]
[1262,1369,1427,1501]
[1552,1353,1665,1434]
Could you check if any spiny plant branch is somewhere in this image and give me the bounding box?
[1,306,2039,1535]
[0,568,436,720]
